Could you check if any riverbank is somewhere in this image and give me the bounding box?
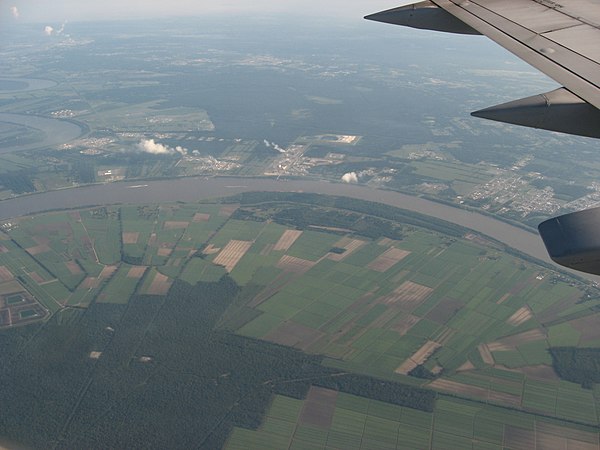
[1,176,593,281]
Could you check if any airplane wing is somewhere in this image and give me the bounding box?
[366,0,600,139]
[366,1,600,276]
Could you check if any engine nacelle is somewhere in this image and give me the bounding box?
[539,207,600,276]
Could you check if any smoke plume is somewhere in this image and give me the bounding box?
[341,172,358,183]
[44,22,67,37]
[136,139,187,156]
[264,140,285,153]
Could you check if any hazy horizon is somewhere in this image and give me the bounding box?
[3,1,408,23]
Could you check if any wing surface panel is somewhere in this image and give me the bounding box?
[544,24,600,62]
[431,0,600,109]
[472,0,580,34]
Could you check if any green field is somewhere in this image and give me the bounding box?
[96,264,142,304]
[233,226,587,387]
[410,160,493,195]
[225,391,600,450]
[1,196,600,441]
[80,207,122,265]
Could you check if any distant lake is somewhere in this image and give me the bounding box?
[0,113,85,153]
[0,80,28,91]
[0,78,57,93]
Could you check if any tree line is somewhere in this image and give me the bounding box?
[549,347,600,388]
[228,191,466,237]
[0,276,436,449]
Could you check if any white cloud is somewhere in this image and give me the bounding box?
[10,6,19,19]
[136,139,187,155]
[341,172,358,183]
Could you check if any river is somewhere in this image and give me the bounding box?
[0,113,85,154]
[0,78,57,93]
[0,176,566,263]
[0,78,84,153]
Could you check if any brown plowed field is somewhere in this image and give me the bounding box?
[490,328,546,349]
[507,306,533,326]
[163,221,189,230]
[379,281,433,311]
[192,213,211,222]
[265,321,324,351]
[26,244,51,255]
[27,272,45,284]
[276,255,316,273]
[391,315,421,335]
[157,248,172,257]
[65,261,83,275]
[478,343,495,365]
[367,247,411,272]
[429,379,521,407]
[218,205,238,217]
[127,266,147,278]
[570,314,600,343]
[298,387,338,429]
[395,340,441,375]
[213,240,252,272]
[515,365,559,381]
[536,422,599,449]
[0,266,13,282]
[504,425,534,450]
[147,272,171,295]
[425,297,463,324]
[99,265,118,280]
[122,232,140,244]
[273,230,303,251]
[327,237,365,261]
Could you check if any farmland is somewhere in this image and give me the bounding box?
[226,391,600,450]
[1,193,600,447]
[225,198,600,420]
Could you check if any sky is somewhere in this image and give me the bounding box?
[4,1,406,23]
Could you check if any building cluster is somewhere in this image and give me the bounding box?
[470,174,562,216]
[51,109,76,118]
[564,182,600,212]
[178,155,241,174]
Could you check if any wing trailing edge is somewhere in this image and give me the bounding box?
[472,88,600,139]
[366,1,600,140]
[364,1,480,35]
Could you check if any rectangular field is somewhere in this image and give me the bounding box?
[273,229,303,252]
[212,240,253,272]
[225,392,600,450]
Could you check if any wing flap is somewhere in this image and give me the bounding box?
[471,88,600,138]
